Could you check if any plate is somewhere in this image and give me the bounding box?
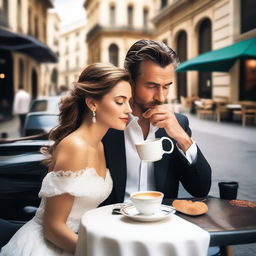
[120,204,176,222]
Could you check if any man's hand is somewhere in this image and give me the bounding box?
[142,104,192,152]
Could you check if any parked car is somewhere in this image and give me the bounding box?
[0,139,50,221]
[23,112,59,137]
[29,96,61,114]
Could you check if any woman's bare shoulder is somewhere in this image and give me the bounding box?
[51,133,89,172]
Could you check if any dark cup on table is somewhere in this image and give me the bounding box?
[218,181,239,200]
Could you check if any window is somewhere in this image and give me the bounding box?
[35,16,39,38]
[161,0,167,9]
[28,7,32,35]
[65,46,69,54]
[110,5,116,25]
[109,44,119,66]
[0,0,8,26]
[17,0,22,32]
[65,76,69,86]
[241,0,256,33]
[143,8,149,29]
[66,60,69,70]
[127,6,133,27]
[76,56,80,68]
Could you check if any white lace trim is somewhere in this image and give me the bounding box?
[49,167,109,178]
[38,168,112,198]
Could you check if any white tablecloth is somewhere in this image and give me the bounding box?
[75,205,210,256]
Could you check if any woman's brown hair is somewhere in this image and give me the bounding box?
[42,63,130,165]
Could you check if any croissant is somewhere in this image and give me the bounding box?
[172,200,208,216]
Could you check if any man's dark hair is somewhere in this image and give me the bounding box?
[124,39,180,83]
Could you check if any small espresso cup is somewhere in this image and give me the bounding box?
[130,191,164,215]
[135,137,174,162]
[218,181,239,200]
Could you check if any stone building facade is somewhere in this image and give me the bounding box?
[83,0,256,102]
[0,0,57,119]
[84,0,155,67]
[58,20,87,89]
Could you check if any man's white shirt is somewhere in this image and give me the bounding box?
[124,113,198,201]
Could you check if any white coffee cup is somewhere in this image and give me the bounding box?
[135,137,174,162]
[130,191,164,215]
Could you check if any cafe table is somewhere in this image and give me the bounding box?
[75,198,256,256]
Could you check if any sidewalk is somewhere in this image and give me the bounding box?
[187,113,256,144]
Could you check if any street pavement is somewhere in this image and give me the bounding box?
[0,114,256,255]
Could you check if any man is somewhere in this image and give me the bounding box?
[102,39,211,205]
[13,85,31,136]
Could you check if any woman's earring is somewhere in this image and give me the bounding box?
[92,110,96,123]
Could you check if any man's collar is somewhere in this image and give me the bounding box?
[127,113,159,133]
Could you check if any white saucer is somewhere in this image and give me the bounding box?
[120,204,176,222]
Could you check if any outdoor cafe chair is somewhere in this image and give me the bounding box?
[213,98,229,123]
[233,101,256,127]
[195,99,217,120]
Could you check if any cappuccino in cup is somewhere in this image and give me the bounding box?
[130,191,164,215]
[135,137,174,162]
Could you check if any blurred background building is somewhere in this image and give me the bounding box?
[0,0,58,120]
[58,20,87,90]
[0,0,255,121]
[84,0,155,66]
[44,9,61,96]
[153,0,256,103]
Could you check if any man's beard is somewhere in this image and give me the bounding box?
[137,100,163,113]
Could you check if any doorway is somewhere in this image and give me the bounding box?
[176,30,187,101]
[32,69,38,99]
[0,50,13,120]
[198,19,212,98]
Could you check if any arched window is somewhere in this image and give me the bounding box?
[19,59,24,86]
[127,6,133,27]
[109,44,119,66]
[143,8,149,29]
[198,18,212,98]
[110,5,116,25]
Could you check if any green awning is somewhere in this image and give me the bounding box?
[176,37,256,72]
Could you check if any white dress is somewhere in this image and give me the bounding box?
[0,168,113,256]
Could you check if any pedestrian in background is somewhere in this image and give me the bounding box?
[12,85,31,136]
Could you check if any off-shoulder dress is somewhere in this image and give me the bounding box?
[0,168,113,256]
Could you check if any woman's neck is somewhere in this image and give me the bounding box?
[77,119,108,148]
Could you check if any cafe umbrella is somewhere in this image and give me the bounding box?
[176,37,256,72]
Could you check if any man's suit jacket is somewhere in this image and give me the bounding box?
[102,113,211,205]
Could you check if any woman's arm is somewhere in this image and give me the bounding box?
[43,193,77,254]
[43,137,89,254]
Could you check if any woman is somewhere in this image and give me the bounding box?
[1,63,132,255]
